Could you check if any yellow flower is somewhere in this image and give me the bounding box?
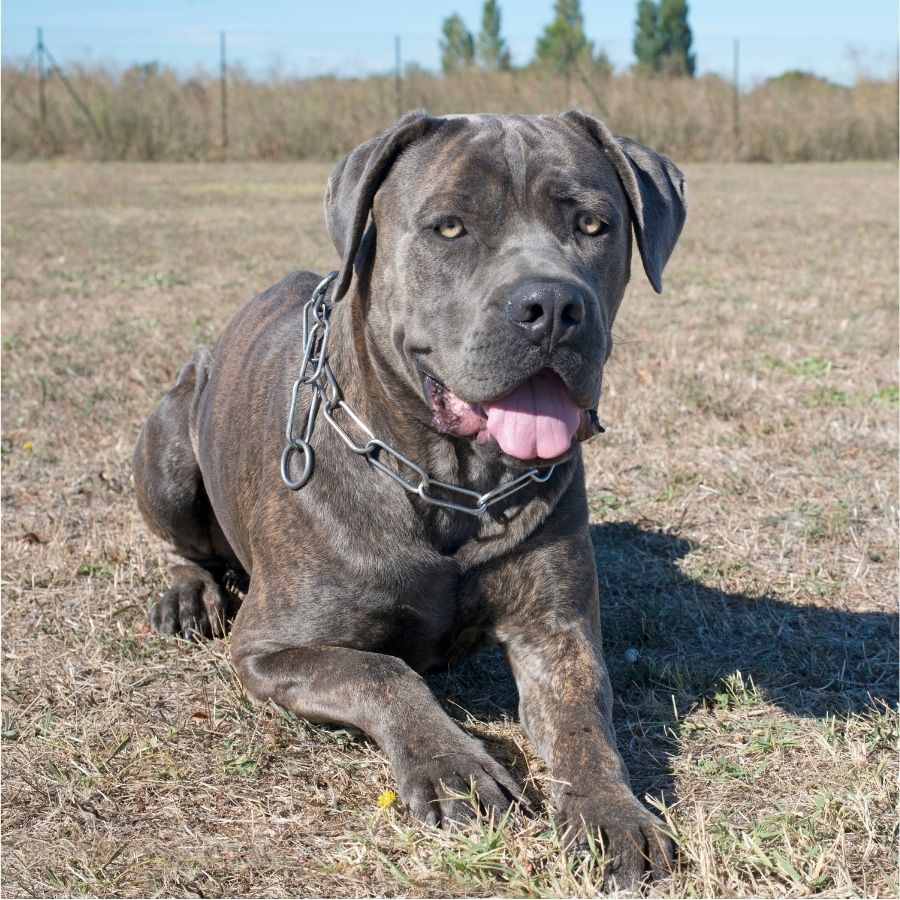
[21,441,33,451]
[376,789,398,809]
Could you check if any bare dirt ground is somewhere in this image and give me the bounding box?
[2,159,897,898]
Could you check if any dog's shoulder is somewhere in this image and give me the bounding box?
[255,269,324,309]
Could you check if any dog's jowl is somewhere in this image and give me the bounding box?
[133,111,687,883]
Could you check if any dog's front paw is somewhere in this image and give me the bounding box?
[149,577,227,640]
[393,733,525,828]
[556,785,674,886]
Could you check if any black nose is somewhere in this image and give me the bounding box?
[507,280,586,349]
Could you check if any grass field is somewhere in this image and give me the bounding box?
[2,158,898,898]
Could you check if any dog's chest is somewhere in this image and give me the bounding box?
[339,546,489,673]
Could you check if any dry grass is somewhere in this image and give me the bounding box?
[2,65,897,163]
[2,159,898,898]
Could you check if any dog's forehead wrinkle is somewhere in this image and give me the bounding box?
[399,126,475,206]
[406,132,505,212]
[502,128,528,208]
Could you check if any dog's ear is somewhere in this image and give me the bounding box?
[325,110,439,301]
[561,109,687,293]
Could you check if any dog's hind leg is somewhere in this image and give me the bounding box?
[133,347,244,639]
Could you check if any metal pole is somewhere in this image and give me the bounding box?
[732,38,740,145]
[394,35,402,119]
[37,27,46,124]
[41,42,102,138]
[220,31,228,152]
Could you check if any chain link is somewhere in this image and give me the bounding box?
[280,271,555,515]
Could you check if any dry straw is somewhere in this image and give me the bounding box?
[2,64,897,162]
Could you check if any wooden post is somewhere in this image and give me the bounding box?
[220,31,228,152]
[394,35,402,119]
[37,28,46,125]
[732,39,740,146]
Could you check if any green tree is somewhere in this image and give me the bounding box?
[440,14,475,74]
[657,0,695,76]
[534,0,594,72]
[632,0,695,76]
[477,0,512,70]
[633,0,660,70]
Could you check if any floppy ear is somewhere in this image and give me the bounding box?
[324,110,440,301]
[561,109,687,293]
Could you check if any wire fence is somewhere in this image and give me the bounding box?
[2,24,896,86]
[2,25,897,163]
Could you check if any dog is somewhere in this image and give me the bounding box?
[133,110,687,884]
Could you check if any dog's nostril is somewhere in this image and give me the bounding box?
[523,303,544,324]
[561,301,584,327]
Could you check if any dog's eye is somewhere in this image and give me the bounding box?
[576,212,605,236]
[436,216,466,239]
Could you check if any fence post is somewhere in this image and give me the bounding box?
[220,31,228,153]
[732,38,740,150]
[37,27,46,124]
[394,35,402,119]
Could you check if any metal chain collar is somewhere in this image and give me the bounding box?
[280,271,556,516]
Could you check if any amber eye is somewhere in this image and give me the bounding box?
[436,216,466,239]
[577,212,604,236]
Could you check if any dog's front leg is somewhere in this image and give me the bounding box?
[489,534,674,884]
[232,634,523,827]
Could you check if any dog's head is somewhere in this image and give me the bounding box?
[324,111,687,466]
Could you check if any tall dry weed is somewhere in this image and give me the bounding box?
[2,63,896,162]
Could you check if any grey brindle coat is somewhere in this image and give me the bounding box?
[133,110,687,883]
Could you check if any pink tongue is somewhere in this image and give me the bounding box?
[484,372,582,460]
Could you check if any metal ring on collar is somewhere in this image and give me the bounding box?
[281,439,315,490]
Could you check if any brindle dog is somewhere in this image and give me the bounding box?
[133,110,687,883]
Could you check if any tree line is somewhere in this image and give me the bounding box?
[440,0,695,77]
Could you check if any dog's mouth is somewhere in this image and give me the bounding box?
[421,370,601,462]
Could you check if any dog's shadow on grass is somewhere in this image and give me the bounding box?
[430,521,898,801]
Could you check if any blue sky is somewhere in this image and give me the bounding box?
[2,1,897,86]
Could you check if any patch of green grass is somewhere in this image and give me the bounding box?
[334,806,615,898]
[746,722,800,754]
[871,385,899,406]
[2,710,20,741]
[2,333,25,350]
[691,558,746,583]
[791,565,843,597]
[222,735,265,776]
[681,378,713,412]
[588,490,620,514]
[697,754,759,780]
[76,560,113,579]
[788,356,834,377]
[705,671,764,711]
[804,385,847,406]
[142,272,188,290]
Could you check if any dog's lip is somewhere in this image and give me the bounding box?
[417,366,544,409]
[418,368,482,405]
[419,369,488,435]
